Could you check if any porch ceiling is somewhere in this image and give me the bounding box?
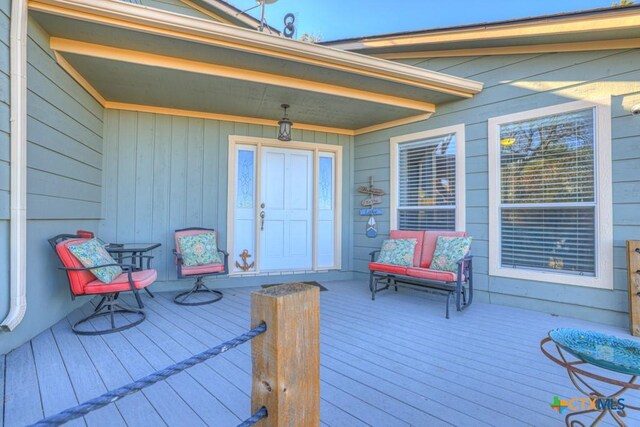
[28,0,483,134]
[60,52,418,130]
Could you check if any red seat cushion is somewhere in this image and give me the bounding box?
[368,262,408,275]
[84,269,157,295]
[56,238,98,296]
[390,230,424,267]
[406,267,459,282]
[181,263,225,276]
[421,231,467,268]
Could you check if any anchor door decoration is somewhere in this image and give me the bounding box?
[358,177,385,238]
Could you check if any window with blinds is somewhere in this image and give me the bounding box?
[397,134,457,231]
[497,108,597,276]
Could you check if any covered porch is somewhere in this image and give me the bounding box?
[3,280,638,426]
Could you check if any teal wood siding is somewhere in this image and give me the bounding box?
[0,0,10,337]
[121,0,217,20]
[355,49,640,326]
[0,18,104,355]
[100,110,354,290]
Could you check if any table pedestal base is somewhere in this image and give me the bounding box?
[541,337,639,427]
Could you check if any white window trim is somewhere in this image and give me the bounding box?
[390,124,466,231]
[488,100,613,289]
[227,135,343,276]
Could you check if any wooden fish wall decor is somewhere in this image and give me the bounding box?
[358,177,384,238]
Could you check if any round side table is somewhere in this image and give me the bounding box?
[541,329,640,427]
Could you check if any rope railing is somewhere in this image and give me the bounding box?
[238,406,268,427]
[29,323,267,427]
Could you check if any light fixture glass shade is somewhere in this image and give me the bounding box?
[278,104,293,141]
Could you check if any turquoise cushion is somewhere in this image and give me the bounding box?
[377,238,417,267]
[68,239,122,284]
[430,236,472,272]
[178,232,222,267]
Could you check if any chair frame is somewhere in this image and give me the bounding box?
[48,234,147,335]
[173,227,229,306]
[369,250,474,319]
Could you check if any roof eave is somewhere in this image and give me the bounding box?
[322,5,640,54]
[29,0,483,96]
[191,0,281,34]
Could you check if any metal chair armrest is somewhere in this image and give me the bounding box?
[59,263,136,271]
[60,264,137,291]
[456,255,473,283]
[219,249,230,274]
[456,254,473,265]
[370,250,381,262]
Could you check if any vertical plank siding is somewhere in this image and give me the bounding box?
[101,110,355,286]
[0,17,105,355]
[353,49,640,326]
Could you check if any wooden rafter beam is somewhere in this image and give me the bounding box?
[50,37,436,113]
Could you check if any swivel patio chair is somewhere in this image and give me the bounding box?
[173,227,228,306]
[49,234,157,335]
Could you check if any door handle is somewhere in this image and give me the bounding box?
[260,211,266,231]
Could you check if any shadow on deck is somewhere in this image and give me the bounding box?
[2,280,638,426]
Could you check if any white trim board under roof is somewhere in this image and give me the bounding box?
[322,5,640,59]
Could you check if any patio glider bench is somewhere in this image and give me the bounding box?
[369,230,473,319]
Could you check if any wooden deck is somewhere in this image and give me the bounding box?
[2,280,639,427]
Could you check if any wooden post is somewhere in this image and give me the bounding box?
[251,283,320,427]
[627,241,640,337]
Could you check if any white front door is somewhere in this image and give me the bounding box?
[259,147,313,271]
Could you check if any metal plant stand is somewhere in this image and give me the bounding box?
[541,329,640,427]
[174,277,224,306]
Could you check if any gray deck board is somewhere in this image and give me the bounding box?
[50,318,127,427]
[118,313,241,425]
[65,308,167,427]
[4,342,43,426]
[3,280,639,427]
[77,304,207,427]
[31,329,85,427]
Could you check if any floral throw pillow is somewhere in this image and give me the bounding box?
[377,238,417,267]
[178,232,222,267]
[430,236,472,272]
[68,239,122,284]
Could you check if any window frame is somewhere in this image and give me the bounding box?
[488,100,613,289]
[390,124,466,232]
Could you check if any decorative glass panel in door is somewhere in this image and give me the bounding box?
[233,146,256,272]
[317,154,335,268]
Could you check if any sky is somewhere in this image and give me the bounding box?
[226,0,621,41]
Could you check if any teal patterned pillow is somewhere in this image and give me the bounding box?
[377,238,417,267]
[430,236,472,272]
[68,239,122,284]
[178,232,222,267]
